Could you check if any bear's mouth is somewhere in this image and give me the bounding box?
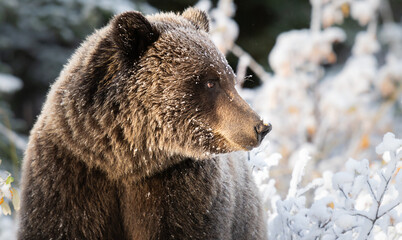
[214,132,259,152]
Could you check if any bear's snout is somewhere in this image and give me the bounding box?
[213,91,272,151]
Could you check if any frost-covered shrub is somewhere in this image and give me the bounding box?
[0,59,27,239]
[254,132,402,240]
[213,0,402,238]
[195,0,239,55]
[240,0,402,196]
[0,167,20,216]
[0,165,19,239]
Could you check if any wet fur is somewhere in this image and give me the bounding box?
[18,9,267,239]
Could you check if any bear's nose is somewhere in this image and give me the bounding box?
[255,122,272,144]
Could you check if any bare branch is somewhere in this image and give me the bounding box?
[378,172,392,204]
[367,179,378,202]
[378,201,401,219]
[0,122,27,150]
[351,212,374,222]
[230,44,271,85]
[338,185,349,200]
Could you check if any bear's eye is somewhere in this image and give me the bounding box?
[206,81,215,89]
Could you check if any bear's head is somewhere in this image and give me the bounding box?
[104,8,272,160]
[77,8,271,175]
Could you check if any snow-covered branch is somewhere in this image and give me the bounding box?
[252,132,402,240]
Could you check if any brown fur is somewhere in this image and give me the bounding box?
[18,8,269,239]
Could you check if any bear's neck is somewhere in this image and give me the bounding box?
[44,113,188,181]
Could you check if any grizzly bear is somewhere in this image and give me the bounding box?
[18,8,271,240]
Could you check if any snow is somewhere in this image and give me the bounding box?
[195,0,238,55]
[309,197,333,222]
[345,158,369,175]
[0,185,11,200]
[350,0,380,26]
[0,74,23,93]
[287,148,311,199]
[396,222,402,234]
[0,216,16,240]
[322,4,344,28]
[352,31,380,56]
[194,0,212,12]
[268,27,345,77]
[249,140,272,170]
[375,132,402,155]
[335,213,357,229]
[332,171,354,189]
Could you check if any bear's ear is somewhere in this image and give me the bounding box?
[111,11,159,60]
[182,8,210,33]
